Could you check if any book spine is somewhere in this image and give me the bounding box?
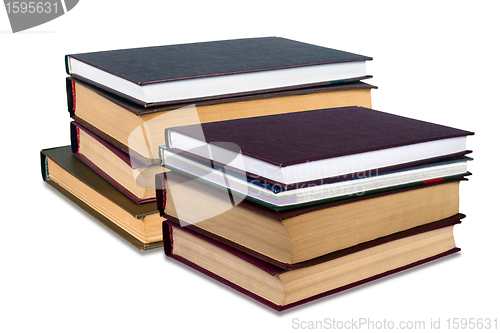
[164,129,173,150]
[64,55,71,75]
[70,122,80,154]
[155,173,167,215]
[162,221,174,257]
[66,77,76,116]
[40,150,50,181]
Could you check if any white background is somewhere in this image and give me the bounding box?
[1,1,498,332]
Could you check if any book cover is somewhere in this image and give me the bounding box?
[65,37,373,106]
[160,145,471,211]
[71,121,160,204]
[156,171,466,268]
[67,76,376,163]
[165,106,474,188]
[66,76,377,116]
[41,146,162,250]
[162,218,462,311]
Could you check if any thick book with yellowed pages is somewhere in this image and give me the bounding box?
[162,217,462,311]
[41,146,162,250]
[156,171,466,267]
[71,121,165,204]
[67,77,375,163]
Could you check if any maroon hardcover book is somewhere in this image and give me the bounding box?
[156,171,466,269]
[71,122,157,204]
[164,106,474,188]
[162,218,462,311]
[65,37,372,107]
[66,76,376,165]
[66,76,377,116]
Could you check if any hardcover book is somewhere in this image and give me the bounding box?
[65,37,372,106]
[164,106,474,188]
[41,146,162,250]
[67,77,376,163]
[156,171,466,267]
[71,121,165,204]
[162,218,462,311]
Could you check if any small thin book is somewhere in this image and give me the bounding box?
[160,144,471,211]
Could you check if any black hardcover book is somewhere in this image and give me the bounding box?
[66,37,372,106]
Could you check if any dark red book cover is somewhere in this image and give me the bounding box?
[168,106,473,167]
[66,76,377,116]
[162,219,462,311]
[71,122,155,204]
[165,106,473,187]
[66,77,376,165]
[156,171,467,269]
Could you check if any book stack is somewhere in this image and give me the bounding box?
[156,106,473,310]
[40,37,474,310]
[41,37,376,250]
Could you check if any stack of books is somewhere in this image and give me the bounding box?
[40,37,474,310]
[156,106,473,310]
[40,37,376,250]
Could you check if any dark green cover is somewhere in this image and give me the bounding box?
[41,146,161,250]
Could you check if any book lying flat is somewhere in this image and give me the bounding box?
[65,37,372,106]
[160,144,471,210]
[41,146,162,250]
[156,171,465,267]
[164,106,474,188]
[162,217,462,311]
[67,77,376,163]
[71,122,165,204]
